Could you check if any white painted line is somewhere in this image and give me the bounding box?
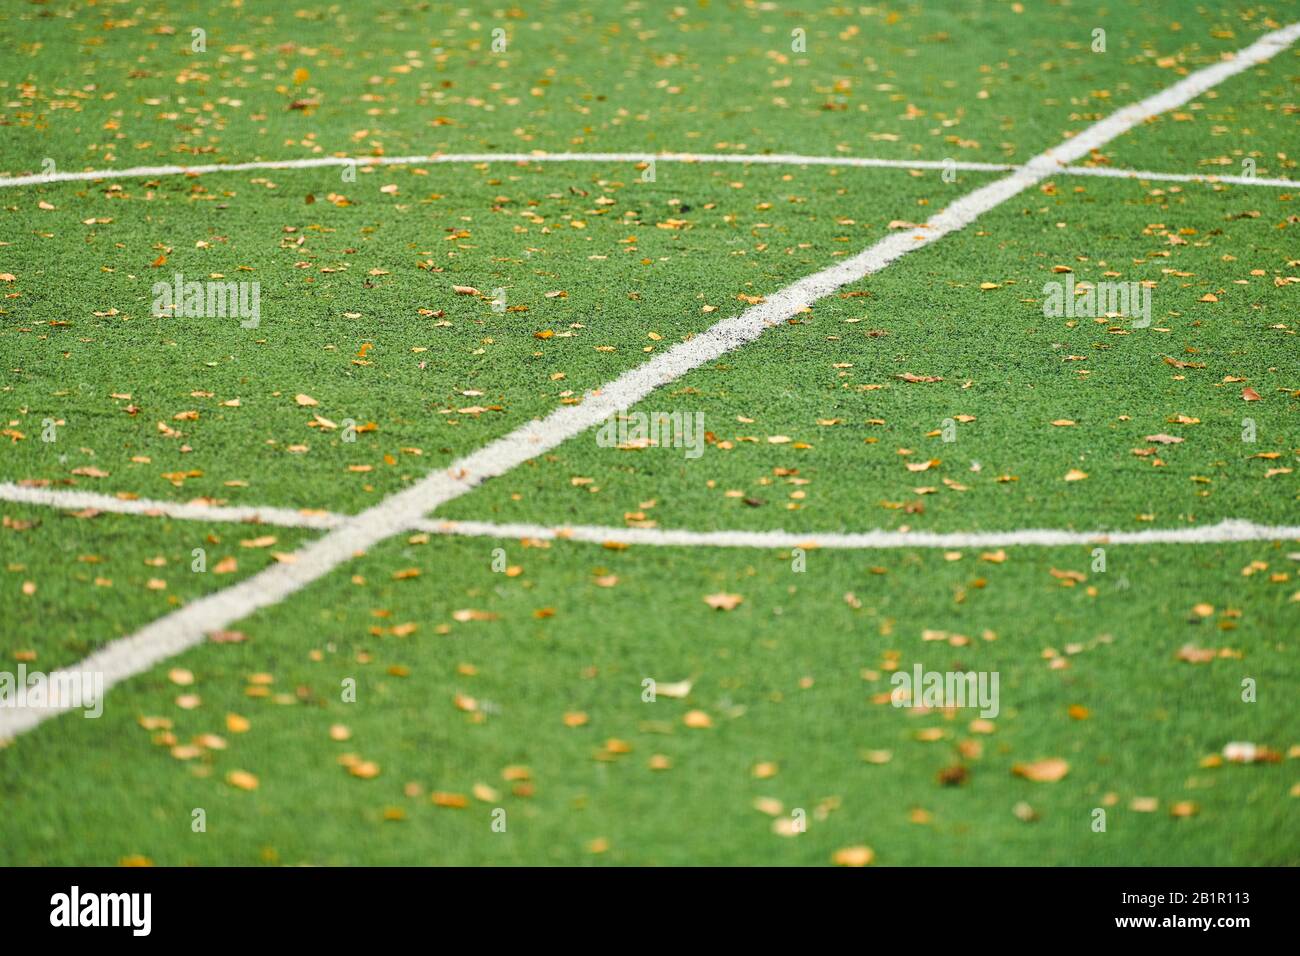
[2,21,1296,740]
[0,152,1010,187]
[415,518,1300,550]
[0,151,1294,191]
[1058,164,1298,189]
[4,482,1295,551]
[0,482,342,529]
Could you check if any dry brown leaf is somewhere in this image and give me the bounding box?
[1012,758,1069,783]
[226,770,259,791]
[897,372,943,383]
[832,846,875,866]
[703,592,743,611]
[683,710,713,729]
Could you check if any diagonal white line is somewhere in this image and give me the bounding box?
[3,21,1296,741]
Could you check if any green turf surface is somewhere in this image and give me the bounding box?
[1,1,1292,172]
[0,506,312,671]
[1097,48,1299,177]
[1,162,985,512]
[437,177,1299,533]
[0,0,1296,868]
[1,534,1296,865]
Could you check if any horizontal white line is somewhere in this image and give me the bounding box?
[416,518,1300,549]
[5,483,1296,550]
[0,151,996,188]
[0,483,343,529]
[1058,164,1297,189]
[0,151,1293,190]
[418,520,1300,548]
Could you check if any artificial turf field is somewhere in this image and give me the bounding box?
[0,1,1297,867]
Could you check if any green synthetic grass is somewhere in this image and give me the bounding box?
[1097,50,1299,177]
[441,177,1299,533]
[1,1,1292,172]
[1,163,984,512]
[0,1,1296,867]
[0,506,313,671]
[1,534,1296,866]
